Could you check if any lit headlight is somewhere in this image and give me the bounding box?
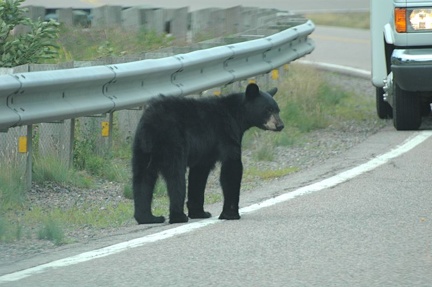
[410,9,432,31]
[395,7,432,33]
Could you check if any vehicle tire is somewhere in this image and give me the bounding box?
[392,84,421,130]
[376,87,392,119]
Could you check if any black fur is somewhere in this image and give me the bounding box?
[132,83,284,224]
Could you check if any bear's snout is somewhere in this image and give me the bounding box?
[264,114,284,131]
[275,122,284,131]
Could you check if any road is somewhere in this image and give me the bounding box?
[306,26,371,71]
[2,0,432,286]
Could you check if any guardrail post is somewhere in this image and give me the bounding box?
[69,119,75,169]
[25,125,33,191]
[108,112,114,151]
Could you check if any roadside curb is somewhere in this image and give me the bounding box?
[299,60,371,80]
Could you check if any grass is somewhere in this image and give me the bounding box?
[0,217,21,243]
[304,12,370,30]
[245,167,299,181]
[33,155,94,188]
[56,26,174,61]
[26,202,133,230]
[37,217,65,246]
[0,165,27,211]
[71,117,131,183]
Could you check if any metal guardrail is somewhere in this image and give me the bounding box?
[0,20,315,132]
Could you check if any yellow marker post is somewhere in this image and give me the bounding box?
[271,69,279,80]
[101,121,110,137]
[18,136,27,153]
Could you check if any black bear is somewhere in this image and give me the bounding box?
[132,83,284,224]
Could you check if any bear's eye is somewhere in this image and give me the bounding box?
[266,107,274,114]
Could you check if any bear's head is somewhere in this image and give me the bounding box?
[244,83,284,132]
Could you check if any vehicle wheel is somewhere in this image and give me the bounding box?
[376,87,392,119]
[392,84,421,130]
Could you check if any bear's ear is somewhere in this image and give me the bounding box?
[267,87,278,97]
[245,83,260,99]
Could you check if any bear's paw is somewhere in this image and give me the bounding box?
[188,210,212,219]
[218,211,241,220]
[135,214,165,224]
[169,212,189,224]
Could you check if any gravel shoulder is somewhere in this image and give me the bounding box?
[0,73,390,270]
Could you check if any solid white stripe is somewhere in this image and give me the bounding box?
[1,131,431,283]
[241,131,432,214]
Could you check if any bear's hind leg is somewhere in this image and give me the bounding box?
[133,162,165,224]
[187,165,212,219]
[162,166,189,224]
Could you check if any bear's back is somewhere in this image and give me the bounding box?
[137,94,244,166]
[143,94,243,129]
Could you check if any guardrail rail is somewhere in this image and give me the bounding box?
[0,20,315,132]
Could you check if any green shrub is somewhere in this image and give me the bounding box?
[0,0,59,67]
[33,155,94,188]
[57,26,173,61]
[37,217,65,245]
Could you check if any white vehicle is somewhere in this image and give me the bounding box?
[371,0,432,130]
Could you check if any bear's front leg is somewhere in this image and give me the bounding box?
[219,159,242,220]
[187,165,213,219]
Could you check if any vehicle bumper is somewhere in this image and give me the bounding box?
[391,49,432,91]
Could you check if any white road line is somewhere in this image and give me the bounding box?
[1,131,431,283]
[241,131,432,214]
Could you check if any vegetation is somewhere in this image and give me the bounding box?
[0,0,59,67]
[56,26,173,61]
[0,0,172,67]
[304,12,370,30]
[37,217,65,246]
[0,165,26,210]
[71,118,129,183]
[246,167,299,181]
[32,155,94,188]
